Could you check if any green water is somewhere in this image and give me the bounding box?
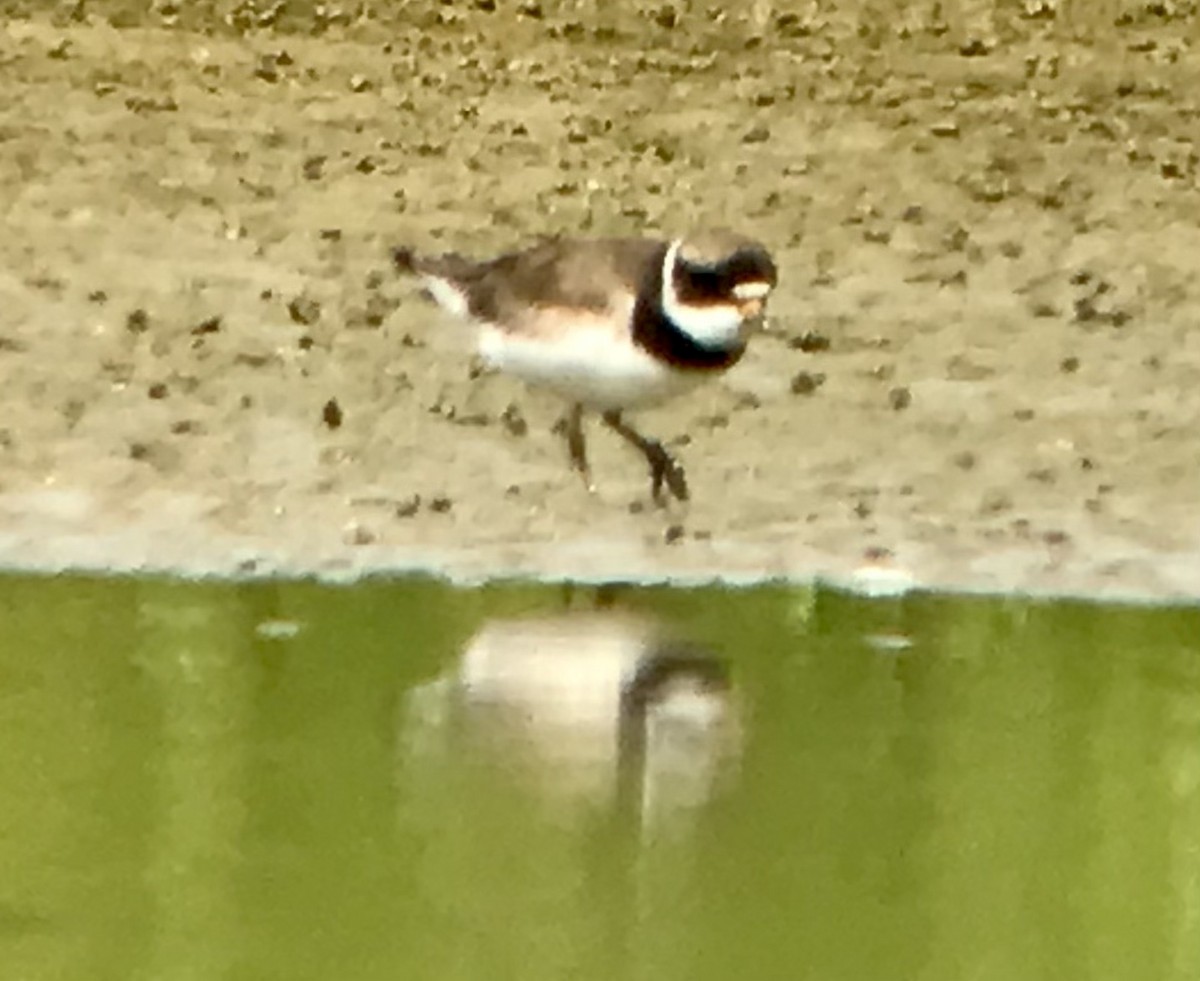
[1,575,1199,981]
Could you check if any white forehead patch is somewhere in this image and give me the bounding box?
[661,240,744,349]
[732,281,772,301]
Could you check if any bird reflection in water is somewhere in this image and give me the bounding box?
[401,609,743,836]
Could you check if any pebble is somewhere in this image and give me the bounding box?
[343,522,375,546]
[790,371,826,396]
[396,495,422,518]
[288,296,321,325]
[322,398,343,430]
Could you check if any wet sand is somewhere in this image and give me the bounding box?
[2,2,1199,602]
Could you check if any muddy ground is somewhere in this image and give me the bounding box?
[1,1,1199,601]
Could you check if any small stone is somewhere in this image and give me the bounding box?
[190,315,222,336]
[654,4,677,29]
[254,58,280,83]
[790,370,826,396]
[742,124,771,144]
[944,225,970,251]
[429,495,453,513]
[302,155,326,181]
[1043,529,1070,546]
[500,403,528,437]
[1060,356,1080,373]
[125,308,150,333]
[343,522,375,546]
[888,386,912,410]
[363,293,394,327]
[287,295,321,325]
[788,331,831,353]
[147,382,169,400]
[396,495,422,518]
[349,74,373,92]
[322,398,343,429]
[931,121,960,138]
[664,524,685,544]
[1073,296,1099,323]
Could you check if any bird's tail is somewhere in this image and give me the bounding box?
[390,246,473,318]
[391,246,479,280]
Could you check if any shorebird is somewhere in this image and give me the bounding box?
[392,230,778,503]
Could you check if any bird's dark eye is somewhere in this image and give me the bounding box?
[679,267,727,303]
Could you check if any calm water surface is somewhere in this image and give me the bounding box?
[1,574,1199,981]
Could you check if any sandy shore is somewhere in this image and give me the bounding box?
[2,3,1199,602]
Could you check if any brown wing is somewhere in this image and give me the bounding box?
[407,237,667,329]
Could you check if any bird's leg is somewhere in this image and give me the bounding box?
[601,411,689,504]
[563,403,595,494]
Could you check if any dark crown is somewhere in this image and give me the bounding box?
[672,231,777,306]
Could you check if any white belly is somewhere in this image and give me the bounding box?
[477,321,704,412]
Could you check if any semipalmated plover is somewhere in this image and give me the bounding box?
[392,230,778,503]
